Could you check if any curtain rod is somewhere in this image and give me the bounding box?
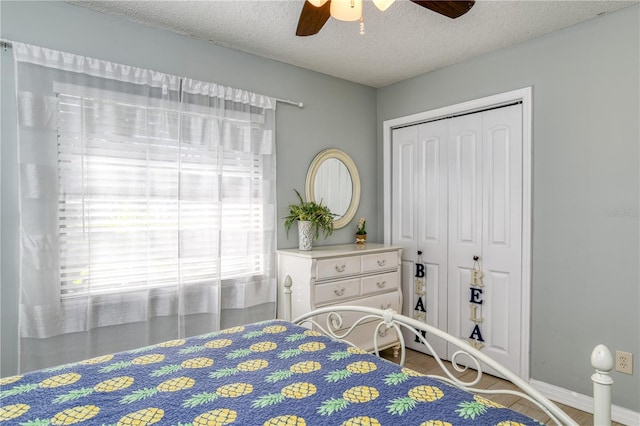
[1,39,304,109]
[275,98,304,109]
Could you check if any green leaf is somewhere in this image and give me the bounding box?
[226,349,252,359]
[265,370,293,383]
[242,331,265,339]
[209,368,239,379]
[0,383,38,398]
[150,364,183,377]
[455,401,487,419]
[195,331,221,340]
[328,351,352,361]
[120,388,157,404]
[182,392,219,408]
[285,333,308,342]
[99,361,131,373]
[18,418,51,426]
[251,393,285,408]
[317,398,349,416]
[179,346,206,355]
[387,397,417,415]
[277,349,302,359]
[383,372,409,386]
[53,387,94,403]
[324,369,352,383]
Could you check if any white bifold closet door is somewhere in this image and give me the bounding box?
[391,104,523,376]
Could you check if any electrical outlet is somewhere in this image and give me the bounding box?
[615,351,633,374]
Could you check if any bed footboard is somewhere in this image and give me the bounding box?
[294,306,612,426]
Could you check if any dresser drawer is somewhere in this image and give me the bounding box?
[315,278,360,305]
[361,272,399,296]
[316,256,361,280]
[344,321,400,353]
[362,251,398,273]
[316,291,401,330]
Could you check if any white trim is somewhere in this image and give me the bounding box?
[519,87,533,382]
[382,87,533,379]
[530,379,640,425]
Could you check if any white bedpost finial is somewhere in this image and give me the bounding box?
[591,344,613,426]
[283,275,293,322]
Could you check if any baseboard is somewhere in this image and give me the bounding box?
[530,379,640,425]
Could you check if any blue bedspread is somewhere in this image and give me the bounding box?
[1,320,542,425]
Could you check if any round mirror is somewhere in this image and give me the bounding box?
[306,149,360,229]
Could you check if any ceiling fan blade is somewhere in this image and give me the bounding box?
[296,1,332,36]
[410,0,475,19]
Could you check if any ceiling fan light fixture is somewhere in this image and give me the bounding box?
[296,0,476,37]
[330,0,363,22]
[308,0,329,7]
[373,0,395,12]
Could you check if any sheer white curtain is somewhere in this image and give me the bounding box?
[13,42,277,372]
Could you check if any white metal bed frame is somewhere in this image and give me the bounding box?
[291,305,614,426]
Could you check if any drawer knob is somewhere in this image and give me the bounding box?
[376,281,387,288]
[377,259,386,266]
[335,264,346,272]
[334,287,346,296]
[378,328,388,337]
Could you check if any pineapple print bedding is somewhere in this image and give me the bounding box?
[1,320,541,425]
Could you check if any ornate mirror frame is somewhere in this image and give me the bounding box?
[305,148,360,230]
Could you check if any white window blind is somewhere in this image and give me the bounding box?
[57,93,266,298]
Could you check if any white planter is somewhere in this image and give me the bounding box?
[298,221,314,251]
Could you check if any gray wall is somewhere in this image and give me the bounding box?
[0,1,377,376]
[2,0,639,415]
[377,6,639,411]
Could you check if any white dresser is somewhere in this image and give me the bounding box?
[277,243,403,353]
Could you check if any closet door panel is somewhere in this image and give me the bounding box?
[400,260,414,323]
[391,126,417,254]
[487,127,510,245]
[480,104,523,374]
[447,113,483,345]
[418,128,446,243]
[391,126,423,351]
[457,135,478,242]
[483,104,522,262]
[486,270,511,352]
[414,121,448,355]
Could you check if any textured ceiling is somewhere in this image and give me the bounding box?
[68,0,638,88]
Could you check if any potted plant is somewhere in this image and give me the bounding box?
[284,189,335,251]
[355,217,367,245]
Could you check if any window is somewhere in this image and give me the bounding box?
[57,91,266,298]
[16,43,277,366]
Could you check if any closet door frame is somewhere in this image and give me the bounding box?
[382,87,532,380]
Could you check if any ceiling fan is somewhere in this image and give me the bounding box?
[296,0,475,36]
